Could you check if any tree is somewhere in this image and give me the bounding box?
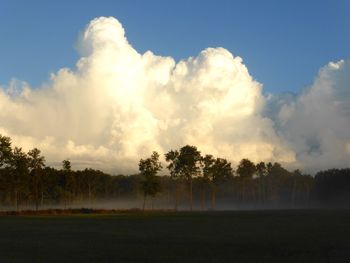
[28,148,45,210]
[211,158,232,209]
[256,161,267,203]
[237,159,256,179]
[237,159,256,202]
[139,151,162,210]
[0,134,12,168]
[62,159,78,204]
[8,147,29,211]
[62,159,71,171]
[256,162,267,177]
[165,150,180,210]
[0,135,13,206]
[165,149,181,210]
[62,159,71,209]
[202,155,215,181]
[176,145,202,210]
[201,154,215,210]
[266,162,291,205]
[203,155,232,210]
[82,168,99,206]
[165,150,179,178]
[291,169,301,206]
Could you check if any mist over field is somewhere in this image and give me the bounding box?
[1,3,350,263]
[0,17,349,174]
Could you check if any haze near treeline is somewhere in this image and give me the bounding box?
[1,135,349,211]
[0,17,349,174]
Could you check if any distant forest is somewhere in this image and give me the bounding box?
[1,134,350,211]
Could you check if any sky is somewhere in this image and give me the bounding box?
[0,0,350,174]
[1,0,349,93]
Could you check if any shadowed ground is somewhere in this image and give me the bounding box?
[0,210,349,263]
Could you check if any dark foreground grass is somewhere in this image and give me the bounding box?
[0,210,349,263]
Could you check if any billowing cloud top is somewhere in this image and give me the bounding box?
[0,17,349,173]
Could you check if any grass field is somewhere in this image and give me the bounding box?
[0,210,349,263]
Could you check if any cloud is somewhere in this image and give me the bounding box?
[0,16,348,173]
[270,60,350,172]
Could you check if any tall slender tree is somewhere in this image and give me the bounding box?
[175,145,202,211]
[202,155,232,210]
[256,161,267,204]
[62,159,71,209]
[9,147,29,211]
[211,158,232,209]
[202,154,215,210]
[139,151,162,210]
[0,135,13,204]
[165,149,181,210]
[28,148,45,211]
[201,154,215,210]
[237,159,256,202]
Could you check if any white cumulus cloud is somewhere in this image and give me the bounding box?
[0,17,349,173]
[271,60,350,172]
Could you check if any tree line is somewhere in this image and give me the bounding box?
[1,134,349,211]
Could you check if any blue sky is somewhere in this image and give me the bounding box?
[0,0,349,93]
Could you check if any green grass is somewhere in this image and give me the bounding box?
[0,210,349,262]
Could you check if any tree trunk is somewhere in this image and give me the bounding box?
[306,184,310,207]
[35,173,39,211]
[41,190,44,207]
[14,189,18,211]
[189,179,193,211]
[174,184,178,211]
[64,174,67,209]
[291,179,297,208]
[174,194,178,210]
[201,184,205,211]
[143,193,147,211]
[242,179,245,204]
[88,182,92,207]
[258,179,263,205]
[211,186,216,210]
[252,182,256,204]
[262,178,266,204]
[34,169,39,211]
